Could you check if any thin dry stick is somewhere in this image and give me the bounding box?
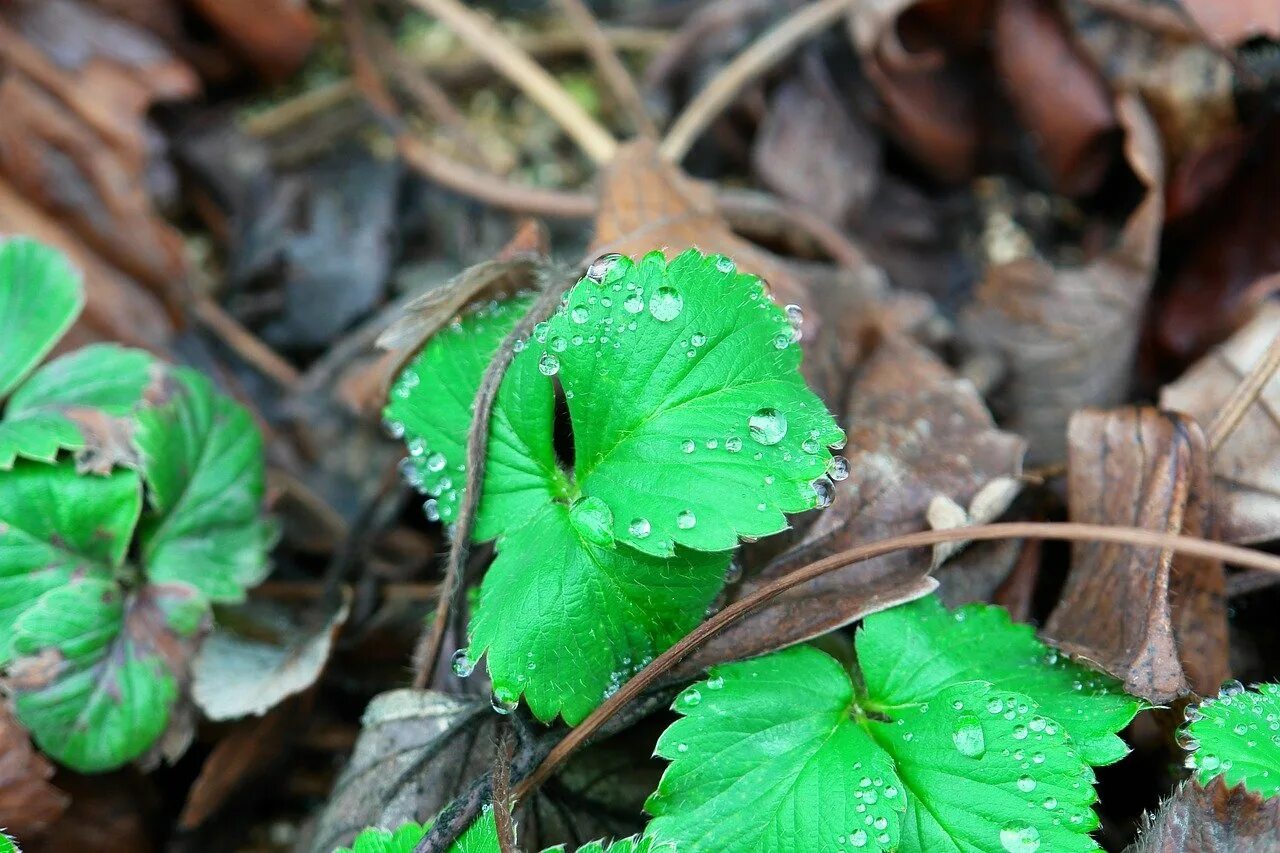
[660,0,857,162]
[491,721,517,853]
[404,0,618,163]
[553,0,658,138]
[190,296,301,387]
[514,520,1280,799]
[411,275,576,688]
[1206,329,1280,452]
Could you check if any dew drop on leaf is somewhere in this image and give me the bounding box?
[952,713,987,758]
[999,823,1041,853]
[586,252,622,282]
[1016,775,1036,793]
[691,332,707,346]
[570,496,615,546]
[680,687,702,708]
[424,499,440,522]
[726,437,742,453]
[848,830,867,848]
[677,510,697,529]
[491,688,518,715]
[425,452,446,472]
[571,306,589,324]
[648,286,684,322]
[706,674,724,690]
[538,353,560,376]
[550,336,568,353]
[681,439,695,453]
[629,518,651,538]
[624,294,644,314]
[451,648,475,678]
[748,407,788,445]
[811,477,835,509]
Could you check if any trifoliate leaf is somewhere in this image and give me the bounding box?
[6,578,205,772]
[1183,682,1280,798]
[868,681,1100,852]
[384,295,564,540]
[857,595,1140,765]
[646,645,905,852]
[468,502,726,724]
[0,345,156,470]
[534,250,844,557]
[135,368,274,602]
[0,238,83,399]
[0,460,141,663]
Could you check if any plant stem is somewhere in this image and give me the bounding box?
[514,520,1280,799]
[1206,326,1280,452]
[553,0,658,138]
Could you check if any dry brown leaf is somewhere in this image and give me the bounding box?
[681,332,1024,673]
[24,771,154,853]
[1127,778,1280,853]
[184,0,317,83]
[1161,301,1280,544]
[179,701,295,829]
[959,94,1164,463]
[1043,408,1228,703]
[0,705,68,841]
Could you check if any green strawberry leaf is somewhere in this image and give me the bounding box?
[646,645,906,852]
[0,460,141,663]
[0,831,17,853]
[0,238,84,399]
[468,501,727,724]
[135,368,274,603]
[533,249,843,557]
[6,577,206,772]
[0,345,156,470]
[857,595,1140,766]
[341,808,663,853]
[1183,682,1280,798]
[384,296,565,540]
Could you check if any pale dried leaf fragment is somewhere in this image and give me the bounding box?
[927,476,1022,568]
[1043,408,1228,703]
[1127,778,1280,853]
[1161,302,1280,544]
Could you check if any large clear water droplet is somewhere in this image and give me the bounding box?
[491,688,519,715]
[451,648,475,678]
[952,714,987,758]
[623,293,644,313]
[425,451,447,472]
[715,256,736,274]
[586,252,621,283]
[999,823,1041,853]
[811,477,835,509]
[848,829,868,848]
[538,353,560,376]
[1016,775,1036,793]
[629,518,651,539]
[648,286,684,322]
[571,305,589,324]
[829,455,850,481]
[677,510,697,529]
[570,496,615,546]
[748,408,788,445]
[423,498,441,522]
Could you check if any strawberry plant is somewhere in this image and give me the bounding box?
[0,237,274,772]
[381,248,1144,851]
[1182,682,1280,797]
[341,807,667,853]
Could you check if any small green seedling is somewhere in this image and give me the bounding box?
[645,595,1141,852]
[0,237,274,772]
[342,808,667,853]
[385,249,844,724]
[1182,681,1280,797]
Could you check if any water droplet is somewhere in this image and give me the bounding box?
[1200,753,1221,771]
[715,256,736,274]
[1234,723,1249,736]
[570,496,615,546]
[1028,716,1047,732]
[706,439,718,450]
[1221,679,1245,697]
[828,430,848,450]
[724,560,744,583]
[785,303,804,325]
[988,698,1005,715]
[676,742,689,753]
[629,518,651,539]
[691,332,707,347]
[491,688,519,714]
[423,498,440,521]
[383,418,405,439]
[773,331,794,349]
[451,648,475,677]
[407,437,425,457]
[648,286,684,322]
[425,451,447,472]
[999,823,1041,853]
[1184,705,1204,722]
[952,714,986,758]
[550,336,568,353]
[680,688,702,708]
[587,252,621,282]
[1016,775,1036,793]
[802,437,820,454]
[811,477,835,509]
[848,829,867,848]
[748,408,788,445]
[706,675,725,690]
[722,437,743,453]
[538,353,560,376]
[677,510,697,529]
[884,785,898,798]
[513,339,526,353]
[571,306,589,324]
[623,293,643,313]
[681,439,696,453]
[1042,798,1057,811]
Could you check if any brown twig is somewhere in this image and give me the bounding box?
[659,0,858,162]
[514,520,1280,799]
[1206,328,1280,452]
[411,272,577,688]
[190,295,301,387]
[404,0,618,163]
[553,0,658,138]
[491,721,517,852]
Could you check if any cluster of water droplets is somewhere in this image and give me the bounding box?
[1182,680,1278,780]
[829,766,900,849]
[601,652,655,701]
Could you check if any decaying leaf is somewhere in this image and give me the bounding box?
[308,690,652,853]
[1161,302,1280,544]
[179,701,295,829]
[960,94,1164,463]
[0,705,68,840]
[191,592,350,721]
[1128,778,1280,853]
[680,332,1024,673]
[1043,407,1228,703]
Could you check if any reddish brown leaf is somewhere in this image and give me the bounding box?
[1161,301,1280,544]
[1043,408,1228,703]
[179,701,294,829]
[184,0,317,83]
[0,705,68,841]
[25,771,154,853]
[1128,778,1280,853]
[959,94,1164,463]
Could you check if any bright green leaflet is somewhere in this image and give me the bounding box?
[646,645,905,852]
[857,595,1140,766]
[1183,682,1280,797]
[468,501,726,724]
[0,831,16,853]
[647,597,1139,852]
[0,459,141,663]
[7,579,181,772]
[135,368,274,602]
[0,237,84,399]
[0,344,155,469]
[384,296,563,541]
[340,808,663,853]
[537,249,843,557]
